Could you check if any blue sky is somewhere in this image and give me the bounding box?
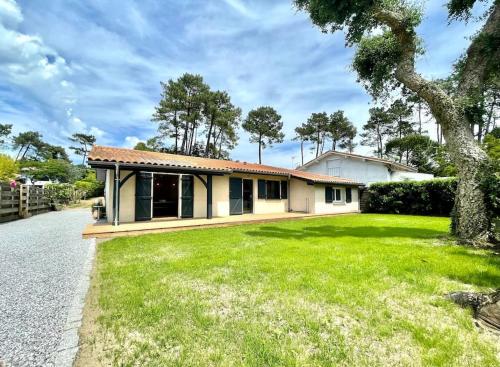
[0,0,486,167]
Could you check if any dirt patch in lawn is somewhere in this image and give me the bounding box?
[74,241,111,367]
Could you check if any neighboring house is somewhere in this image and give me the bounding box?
[298,150,434,186]
[88,146,364,225]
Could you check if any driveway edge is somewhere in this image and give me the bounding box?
[54,238,96,367]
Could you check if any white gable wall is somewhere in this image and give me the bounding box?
[303,156,390,185]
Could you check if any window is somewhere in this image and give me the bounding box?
[266,180,280,199]
[325,187,342,203]
[258,179,266,199]
[325,187,333,203]
[334,188,342,202]
[280,181,287,199]
[346,188,352,203]
[258,179,287,199]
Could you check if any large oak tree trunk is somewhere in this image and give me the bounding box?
[374,6,498,246]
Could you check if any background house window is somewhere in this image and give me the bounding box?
[325,187,333,203]
[334,188,342,202]
[328,167,341,176]
[346,187,352,203]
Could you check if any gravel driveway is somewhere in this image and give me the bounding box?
[0,209,95,367]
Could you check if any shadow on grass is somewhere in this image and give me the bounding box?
[443,248,500,288]
[245,225,445,240]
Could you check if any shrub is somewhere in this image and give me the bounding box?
[366,178,458,216]
[0,154,18,181]
[74,171,104,198]
[44,183,83,205]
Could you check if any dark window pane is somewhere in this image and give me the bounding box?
[335,188,341,201]
[258,179,266,199]
[325,187,333,203]
[266,180,280,199]
[280,181,288,199]
[346,188,352,203]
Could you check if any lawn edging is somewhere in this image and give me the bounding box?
[54,238,96,367]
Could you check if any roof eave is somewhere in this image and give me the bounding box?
[87,160,229,175]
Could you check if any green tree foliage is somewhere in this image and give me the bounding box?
[295,0,499,243]
[293,123,314,166]
[74,170,104,198]
[483,127,500,161]
[327,111,357,151]
[133,141,153,151]
[242,106,284,164]
[305,112,329,157]
[152,73,240,158]
[69,133,96,165]
[0,123,12,147]
[20,159,78,183]
[12,131,44,161]
[385,134,438,172]
[0,154,18,181]
[360,107,393,158]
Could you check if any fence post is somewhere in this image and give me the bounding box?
[18,185,23,216]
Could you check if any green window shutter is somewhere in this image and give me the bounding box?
[280,181,288,199]
[325,187,333,203]
[258,179,266,199]
[229,177,243,215]
[181,175,194,218]
[135,172,152,221]
[346,188,352,203]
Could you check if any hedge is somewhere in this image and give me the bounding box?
[365,178,457,216]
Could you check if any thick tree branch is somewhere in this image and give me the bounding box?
[373,9,454,124]
[458,3,500,97]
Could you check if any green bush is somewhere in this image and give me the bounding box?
[366,178,458,216]
[0,154,18,181]
[45,183,83,205]
[74,170,104,198]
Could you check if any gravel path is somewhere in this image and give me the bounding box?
[0,209,94,367]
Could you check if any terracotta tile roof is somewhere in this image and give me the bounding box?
[88,145,362,185]
[299,150,418,172]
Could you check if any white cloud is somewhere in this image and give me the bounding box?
[124,136,141,148]
[0,0,22,26]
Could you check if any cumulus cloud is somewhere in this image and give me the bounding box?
[0,0,484,166]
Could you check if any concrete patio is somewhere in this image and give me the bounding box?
[82,211,359,239]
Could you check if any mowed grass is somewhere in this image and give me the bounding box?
[81,214,500,366]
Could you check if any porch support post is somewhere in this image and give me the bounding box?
[113,163,120,226]
[206,174,212,219]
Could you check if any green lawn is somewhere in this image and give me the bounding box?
[80,214,500,366]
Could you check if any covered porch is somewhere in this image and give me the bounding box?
[91,161,228,226]
[82,211,353,239]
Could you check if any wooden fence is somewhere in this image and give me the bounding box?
[0,183,51,223]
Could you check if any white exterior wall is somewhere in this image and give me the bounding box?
[289,179,315,213]
[103,170,360,223]
[390,171,434,182]
[193,175,207,218]
[105,169,136,223]
[104,169,113,222]
[303,157,390,186]
[229,173,288,214]
[313,186,360,215]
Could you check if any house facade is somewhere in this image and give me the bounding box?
[88,146,363,225]
[298,151,434,186]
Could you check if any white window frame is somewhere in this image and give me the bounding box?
[332,187,343,203]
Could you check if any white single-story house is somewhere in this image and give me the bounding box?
[88,146,364,225]
[298,150,434,186]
